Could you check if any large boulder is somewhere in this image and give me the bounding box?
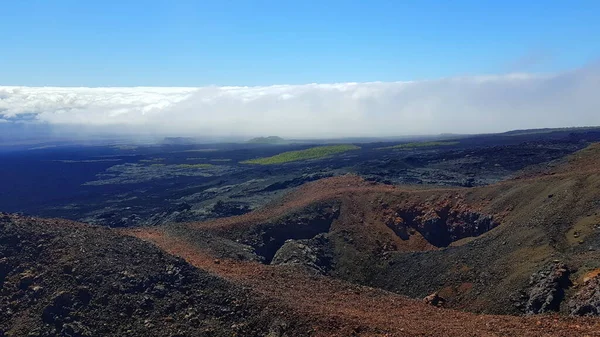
[271,234,332,274]
[423,292,446,307]
[525,263,571,314]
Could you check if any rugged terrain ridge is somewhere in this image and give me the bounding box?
[4,143,600,336]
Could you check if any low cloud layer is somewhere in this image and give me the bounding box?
[1,64,599,139]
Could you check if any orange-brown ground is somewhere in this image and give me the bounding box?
[127,227,600,336]
[126,143,600,336]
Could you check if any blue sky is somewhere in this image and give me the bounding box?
[1,0,599,87]
[1,1,600,138]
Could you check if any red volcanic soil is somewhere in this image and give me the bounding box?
[128,228,600,336]
[128,143,600,335]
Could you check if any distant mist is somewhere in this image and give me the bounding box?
[1,63,599,141]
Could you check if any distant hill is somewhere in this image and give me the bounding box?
[246,136,288,144]
[241,144,360,165]
[500,126,600,136]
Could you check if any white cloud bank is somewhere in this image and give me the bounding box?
[1,64,599,138]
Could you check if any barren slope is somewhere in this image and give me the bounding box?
[0,214,312,337]
[129,227,600,336]
[130,145,600,314]
[123,143,600,335]
[6,144,600,336]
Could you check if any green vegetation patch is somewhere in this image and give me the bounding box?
[378,141,459,150]
[210,158,232,162]
[241,144,360,165]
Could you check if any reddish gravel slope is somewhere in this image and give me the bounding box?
[129,228,600,336]
[128,143,600,335]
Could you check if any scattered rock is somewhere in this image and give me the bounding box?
[18,270,35,289]
[266,319,289,337]
[62,321,92,337]
[423,292,446,307]
[0,214,292,337]
[212,200,251,217]
[271,234,332,274]
[569,274,600,315]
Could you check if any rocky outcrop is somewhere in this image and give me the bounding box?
[423,292,446,307]
[243,202,340,263]
[384,202,499,247]
[271,234,332,274]
[212,200,251,217]
[569,274,600,315]
[525,263,571,314]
